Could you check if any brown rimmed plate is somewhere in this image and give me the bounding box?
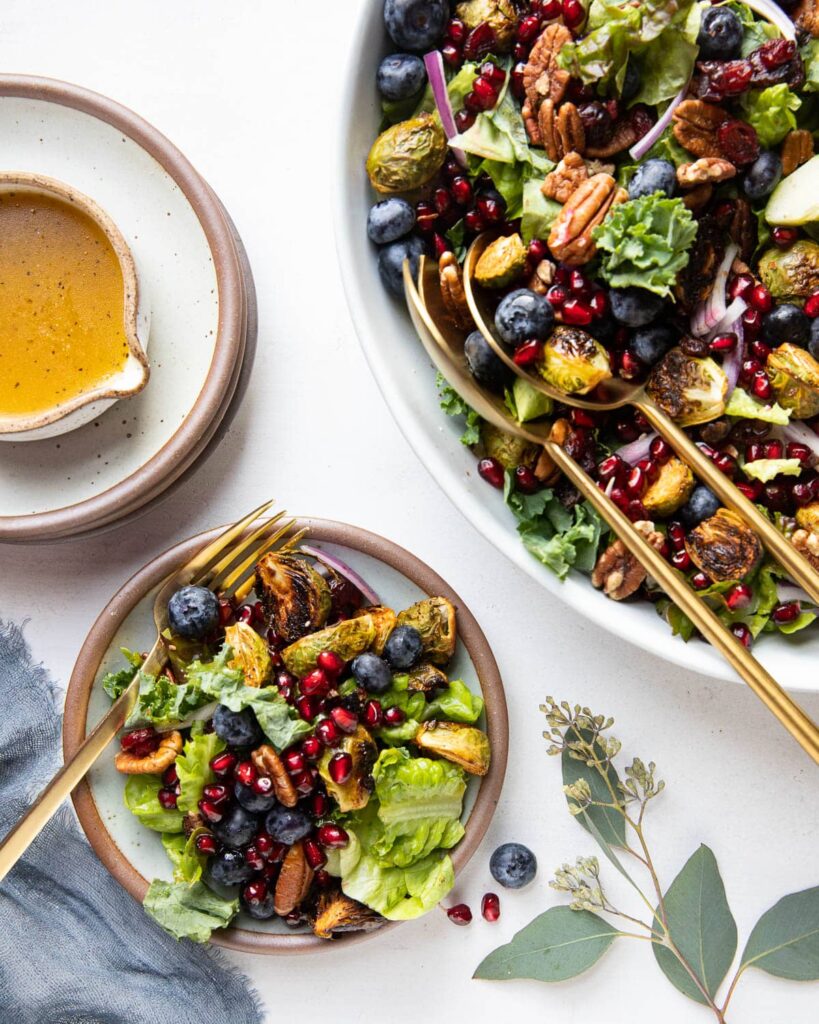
[63,519,509,954]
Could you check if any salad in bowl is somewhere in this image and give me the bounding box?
[364,0,819,650]
[100,544,492,944]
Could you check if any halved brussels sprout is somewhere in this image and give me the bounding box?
[255,553,331,644]
[642,457,695,517]
[766,343,819,419]
[481,422,539,470]
[366,114,447,194]
[796,503,819,533]
[282,615,377,677]
[224,621,272,688]
[318,725,378,812]
[758,241,819,302]
[685,509,763,582]
[310,888,383,940]
[455,0,517,50]
[537,326,612,396]
[474,234,527,288]
[396,597,457,666]
[414,721,491,776]
[645,349,728,427]
[406,662,449,695]
[351,605,397,656]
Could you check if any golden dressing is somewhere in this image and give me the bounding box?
[0,190,130,417]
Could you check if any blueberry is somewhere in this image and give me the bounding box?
[367,198,416,245]
[679,485,720,528]
[212,805,258,850]
[244,892,276,920]
[762,303,810,348]
[377,234,425,297]
[234,779,278,814]
[351,652,392,694]
[494,288,554,346]
[377,53,426,101]
[213,705,263,748]
[383,624,424,669]
[696,7,743,60]
[167,585,219,640]
[609,287,664,327]
[631,324,676,367]
[208,848,254,887]
[490,842,537,889]
[464,330,512,394]
[810,318,819,360]
[383,0,448,52]
[265,805,313,845]
[621,59,640,102]
[743,151,782,201]
[628,159,677,200]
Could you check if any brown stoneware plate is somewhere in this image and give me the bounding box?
[63,518,509,954]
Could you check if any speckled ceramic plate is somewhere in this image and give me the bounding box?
[0,76,245,542]
[63,519,509,955]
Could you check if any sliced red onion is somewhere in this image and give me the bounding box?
[629,81,689,162]
[691,243,738,336]
[424,50,467,167]
[616,432,658,465]
[722,317,745,395]
[743,0,797,40]
[783,420,819,460]
[709,296,747,339]
[301,545,380,606]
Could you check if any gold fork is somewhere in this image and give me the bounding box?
[0,501,306,883]
[464,233,819,606]
[406,257,819,765]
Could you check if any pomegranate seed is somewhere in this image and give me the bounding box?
[284,911,303,928]
[671,549,691,571]
[244,844,265,871]
[415,201,437,234]
[472,76,500,111]
[750,340,772,363]
[317,824,350,848]
[793,481,814,505]
[510,61,527,99]
[709,332,737,355]
[540,0,562,15]
[120,728,159,757]
[283,750,306,773]
[804,292,819,319]
[659,539,672,560]
[589,290,608,318]
[476,194,504,223]
[236,604,253,624]
[463,22,497,61]
[481,893,501,922]
[570,408,596,428]
[515,465,540,494]
[546,284,567,308]
[763,439,783,460]
[729,273,754,300]
[234,760,257,787]
[441,41,462,67]
[750,284,772,313]
[626,499,647,522]
[254,832,274,857]
[786,442,812,464]
[198,799,224,824]
[158,788,178,809]
[162,764,178,787]
[598,454,624,482]
[446,17,466,42]
[636,457,660,484]
[691,572,711,590]
[752,373,773,401]
[432,187,451,216]
[742,308,762,336]
[383,706,406,725]
[315,718,341,748]
[218,598,234,627]
[626,466,646,497]
[736,480,762,501]
[609,486,628,510]
[330,706,359,734]
[726,583,753,611]
[301,668,330,698]
[454,109,476,133]
[314,869,333,888]
[745,442,763,462]
[562,0,585,28]
[516,13,541,41]
[363,699,384,728]
[569,269,588,295]
[528,239,548,263]
[302,736,323,761]
[195,833,216,856]
[432,233,450,260]
[561,297,593,325]
[773,600,801,624]
[292,768,316,796]
[311,792,329,818]
[700,444,719,461]
[478,457,505,488]
[296,695,319,722]
[303,839,327,870]
[714,452,737,477]
[731,623,752,648]
[513,339,542,367]
[447,903,473,926]
[772,226,799,249]
[450,176,473,206]
[328,752,353,785]
[763,481,791,512]
[480,62,507,87]
[649,436,672,465]
[619,349,642,380]
[203,783,229,804]
[512,41,528,61]
[243,880,267,906]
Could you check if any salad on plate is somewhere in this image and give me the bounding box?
[366,0,819,648]
[102,546,490,942]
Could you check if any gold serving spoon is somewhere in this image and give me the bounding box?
[464,233,819,606]
[405,256,819,765]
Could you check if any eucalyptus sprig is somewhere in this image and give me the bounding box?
[474,699,819,1020]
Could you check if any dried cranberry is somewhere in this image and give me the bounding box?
[717,120,760,167]
[578,102,613,148]
[629,105,655,141]
[695,59,753,100]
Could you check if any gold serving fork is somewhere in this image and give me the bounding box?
[464,234,819,606]
[0,501,306,883]
[406,256,819,765]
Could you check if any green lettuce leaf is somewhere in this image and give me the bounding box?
[742,458,802,483]
[521,180,562,245]
[101,648,143,700]
[504,376,553,423]
[743,85,801,149]
[593,194,698,297]
[632,1,702,106]
[423,679,484,723]
[725,387,791,424]
[802,39,819,93]
[437,373,482,446]
[143,880,238,943]
[162,832,206,884]
[175,722,226,815]
[124,775,184,833]
[728,2,780,56]
[123,670,211,730]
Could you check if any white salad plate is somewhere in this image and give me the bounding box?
[334,1,819,691]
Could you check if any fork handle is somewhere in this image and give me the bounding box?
[546,440,819,765]
[637,400,819,607]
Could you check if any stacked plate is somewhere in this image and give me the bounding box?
[0,76,256,543]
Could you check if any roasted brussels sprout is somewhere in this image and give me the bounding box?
[406,662,449,695]
[766,343,819,419]
[255,553,331,644]
[350,605,397,655]
[310,888,383,940]
[396,597,457,666]
[318,726,378,811]
[224,622,272,688]
[455,0,517,50]
[474,234,527,289]
[366,113,447,194]
[481,422,539,470]
[414,721,491,776]
[645,349,728,427]
[537,326,612,396]
[282,614,379,677]
[642,457,695,517]
[685,509,763,582]
[796,503,819,533]
[758,241,819,302]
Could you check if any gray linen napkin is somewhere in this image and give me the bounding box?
[0,619,263,1024]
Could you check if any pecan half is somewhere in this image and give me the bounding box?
[252,744,298,807]
[543,152,588,203]
[538,99,559,160]
[585,119,637,159]
[528,258,556,295]
[677,157,736,187]
[672,100,729,158]
[682,183,714,210]
[534,446,560,485]
[782,129,814,177]
[114,731,183,775]
[547,173,626,266]
[793,528,819,571]
[523,23,572,109]
[591,521,665,600]
[274,841,313,916]
[522,97,542,145]
[539,102,584,161]
[439,252,473,329]
[794,0,819,37]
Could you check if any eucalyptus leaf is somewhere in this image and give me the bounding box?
[652,845,737,1005]
[474,907,619,982]
[562,730,627,848]
[740,886,819,980]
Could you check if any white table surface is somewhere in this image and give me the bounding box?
[1,2,817,1021]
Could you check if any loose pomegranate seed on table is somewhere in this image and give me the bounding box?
[481,893,501,922]
[447,903,473,926]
